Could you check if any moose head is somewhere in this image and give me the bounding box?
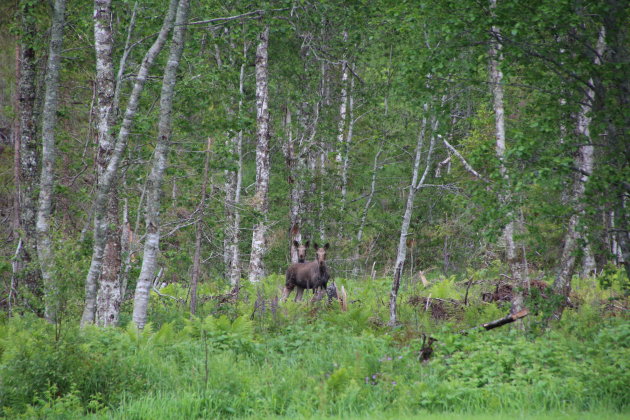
[293,240,309,263]
[313,242,329,266]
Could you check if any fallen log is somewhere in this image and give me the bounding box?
[462,308,529,334]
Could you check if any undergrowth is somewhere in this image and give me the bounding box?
[0,268,628,419]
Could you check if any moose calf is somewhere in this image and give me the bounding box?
[283,242,330,302]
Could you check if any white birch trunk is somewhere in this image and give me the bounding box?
[119,199,132,301]
[132,0,190,329]
[335,59,349,163]
[81,0,179,326]
[224,43,247,283]
[229,50,246,287]
[389,111,436,326]
[489,0,525,313]
[353,142,383,277]
[191,138,212,314]
[339,63,355,219]
[248,26,271,283]
[16,2,41,300]
[92,0,122,327]
[36,0,66,323]
[552,28,606,319]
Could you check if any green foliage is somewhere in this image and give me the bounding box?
[2,272,628,418]
[598,264,630,296]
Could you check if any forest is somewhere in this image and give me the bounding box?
[0,0,628,418]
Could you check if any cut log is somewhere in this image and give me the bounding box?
[462,308,529,334]
[483,308,529,330]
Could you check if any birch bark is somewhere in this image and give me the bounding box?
[489,0,526,314]
[81,0,179,326]
[133,0,190,329]
[91,0,122,327]
[388,111,436,326]
[339,63,355,220]
[191,138,212,315]
[16,1,41,300]
[12,43,21,237]
[335,59,348,164]
[352,142,383,277]
[36,0,66,322]
[228,50,246,287]
[224,42,247,284]
[248,25,271,283]
[552,27,606,317]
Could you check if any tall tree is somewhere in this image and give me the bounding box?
[133,0,190,329]
[552,27,606,319]
[91,0,120,327]
[489,0,526,314]
[14,0,41,306]
[248,25,271,283]
[224,38,247,285]
[81,0,179,326]
[36,0,66,322]
[389,109,436,326]
[191,137,213,315]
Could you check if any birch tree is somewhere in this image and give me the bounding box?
[90,0,120,326]
[339,63,355,219]
[552,27,606,319]
[36,0,66,322]
[489,0,526,314]
[248,25,271,283]
[224,40,247,284]
[133,0,190,329]
[81,0,179,326]
[191,137,212,315]
[14,0,41,303]
[352,141,383,277]
[389,110,436,326]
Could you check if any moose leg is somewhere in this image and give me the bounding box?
[281,286,293,301]
[294,287,305,302]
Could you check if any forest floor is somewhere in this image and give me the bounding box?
[1,273,628,419]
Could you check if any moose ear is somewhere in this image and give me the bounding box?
[293,240,299,248]
[324,243,330,250]
[304,240,310,248]
[313,242,319,249]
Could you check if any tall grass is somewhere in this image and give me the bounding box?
[0,273,628,419]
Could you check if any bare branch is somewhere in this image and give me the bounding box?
[441,136,489,183]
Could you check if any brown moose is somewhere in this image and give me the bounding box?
[282,242,330,301]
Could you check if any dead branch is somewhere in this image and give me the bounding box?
[462,308,529,334]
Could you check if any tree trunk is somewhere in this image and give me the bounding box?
[12,42,21,238]
[335,59,348,164]
[36,0,66,323]
[16,1,41,303]
[81,0,179,326]
[191,137,213,315]
[229,113,244,286]
[339,62,355,229]
[133,0,190,329]
[224,42,247,283]
[248,25,271,283]
[284,107,302,264]
[552,27,605,319]
[89,0,122,327]
[352,142,383,277]
[389,112,435,326]
[489,0,525,314]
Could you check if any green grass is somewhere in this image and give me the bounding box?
[1,273,628,419]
